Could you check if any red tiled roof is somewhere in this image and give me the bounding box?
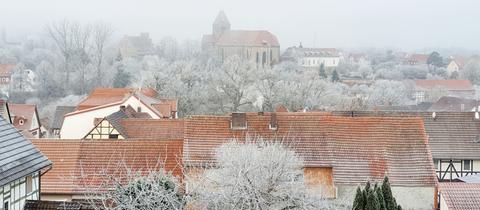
[76,88,133,110]
[71,88,177,119]
[332,111,480,160]
[0,64,16,77]
[30,139,183,195]
[415,80,474,91]
[440,183,480,210]
[121,119,184,139]
[183,112,437,187]
[9,103,38,131]
[406,54,429,63]
[216,30,280,47]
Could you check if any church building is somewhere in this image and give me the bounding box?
[202,11,280,68]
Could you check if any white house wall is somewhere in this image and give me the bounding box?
[60,96,160,139]
[0,172,39,210]
[337,185,435,210]
[300,57,340,68]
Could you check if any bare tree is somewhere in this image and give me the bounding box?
[91,22,113,87]
[210,55,257,112]
[45,20,76,90]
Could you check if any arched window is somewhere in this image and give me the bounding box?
[262,52,267,67]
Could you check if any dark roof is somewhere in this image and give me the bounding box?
[103,106,151,137]
[184,112,437,187]
[24,200,93,210]
[456,174,480,183]
[51,106,75,129]
[332,111,480,159]
[414,80,474,91]
[0,116,51,187]
[428,96,479,112]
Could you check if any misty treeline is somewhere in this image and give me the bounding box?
[2,20,480,117]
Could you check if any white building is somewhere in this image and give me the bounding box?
[282,45,342,69]
[0,116,51,210]
[60,88,177,139]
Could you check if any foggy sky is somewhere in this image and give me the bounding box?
[1,0,480,50]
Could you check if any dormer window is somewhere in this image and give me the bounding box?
[231,113,247,130]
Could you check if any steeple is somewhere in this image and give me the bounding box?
[213,10,230,39]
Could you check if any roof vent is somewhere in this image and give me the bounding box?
[475,111,480,120]
[432,112,437,120]
[231,113,247,130]
[269,113,278,130]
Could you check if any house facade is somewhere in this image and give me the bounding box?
[0,117,51,210]
[282,46,342,69]
[118,33,155,59]
[404,54,429,65]
[8,104,41,138]
[183,112,437,210]
[413,80,475,103]
[202,11,280,67]
[60,88,177,139]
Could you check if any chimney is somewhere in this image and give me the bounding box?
[269,113,278,130]
[120,105,126,112]
[432,112,437,121]
[231,113,247,130]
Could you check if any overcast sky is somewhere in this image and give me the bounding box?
[1,0,480,50]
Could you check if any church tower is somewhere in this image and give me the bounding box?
[213,11,230,39]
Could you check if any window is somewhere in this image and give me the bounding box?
[4,201,8,210]
[464,160,472,171]
[109,134,119,139]
[137,107,142,112]
[433,159,439,170]
[26,175,33,193]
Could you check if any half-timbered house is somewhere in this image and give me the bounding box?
[0,117,51,210]
[60,88,178,139]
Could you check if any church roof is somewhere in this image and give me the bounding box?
[215,30,280,47]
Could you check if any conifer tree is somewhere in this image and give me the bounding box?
[331,69,340,82]
[382,176,398,210]
[319,63,327,79]
[375,183,386,210]
[353,186,365,210]
[364,188,381,210]
[363,181,371,203]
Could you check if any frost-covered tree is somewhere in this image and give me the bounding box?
[366,80,411,107]
[210,55,257,112]
[461,56,480,84]
[91,22,113,87]
[187,138,349,210]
